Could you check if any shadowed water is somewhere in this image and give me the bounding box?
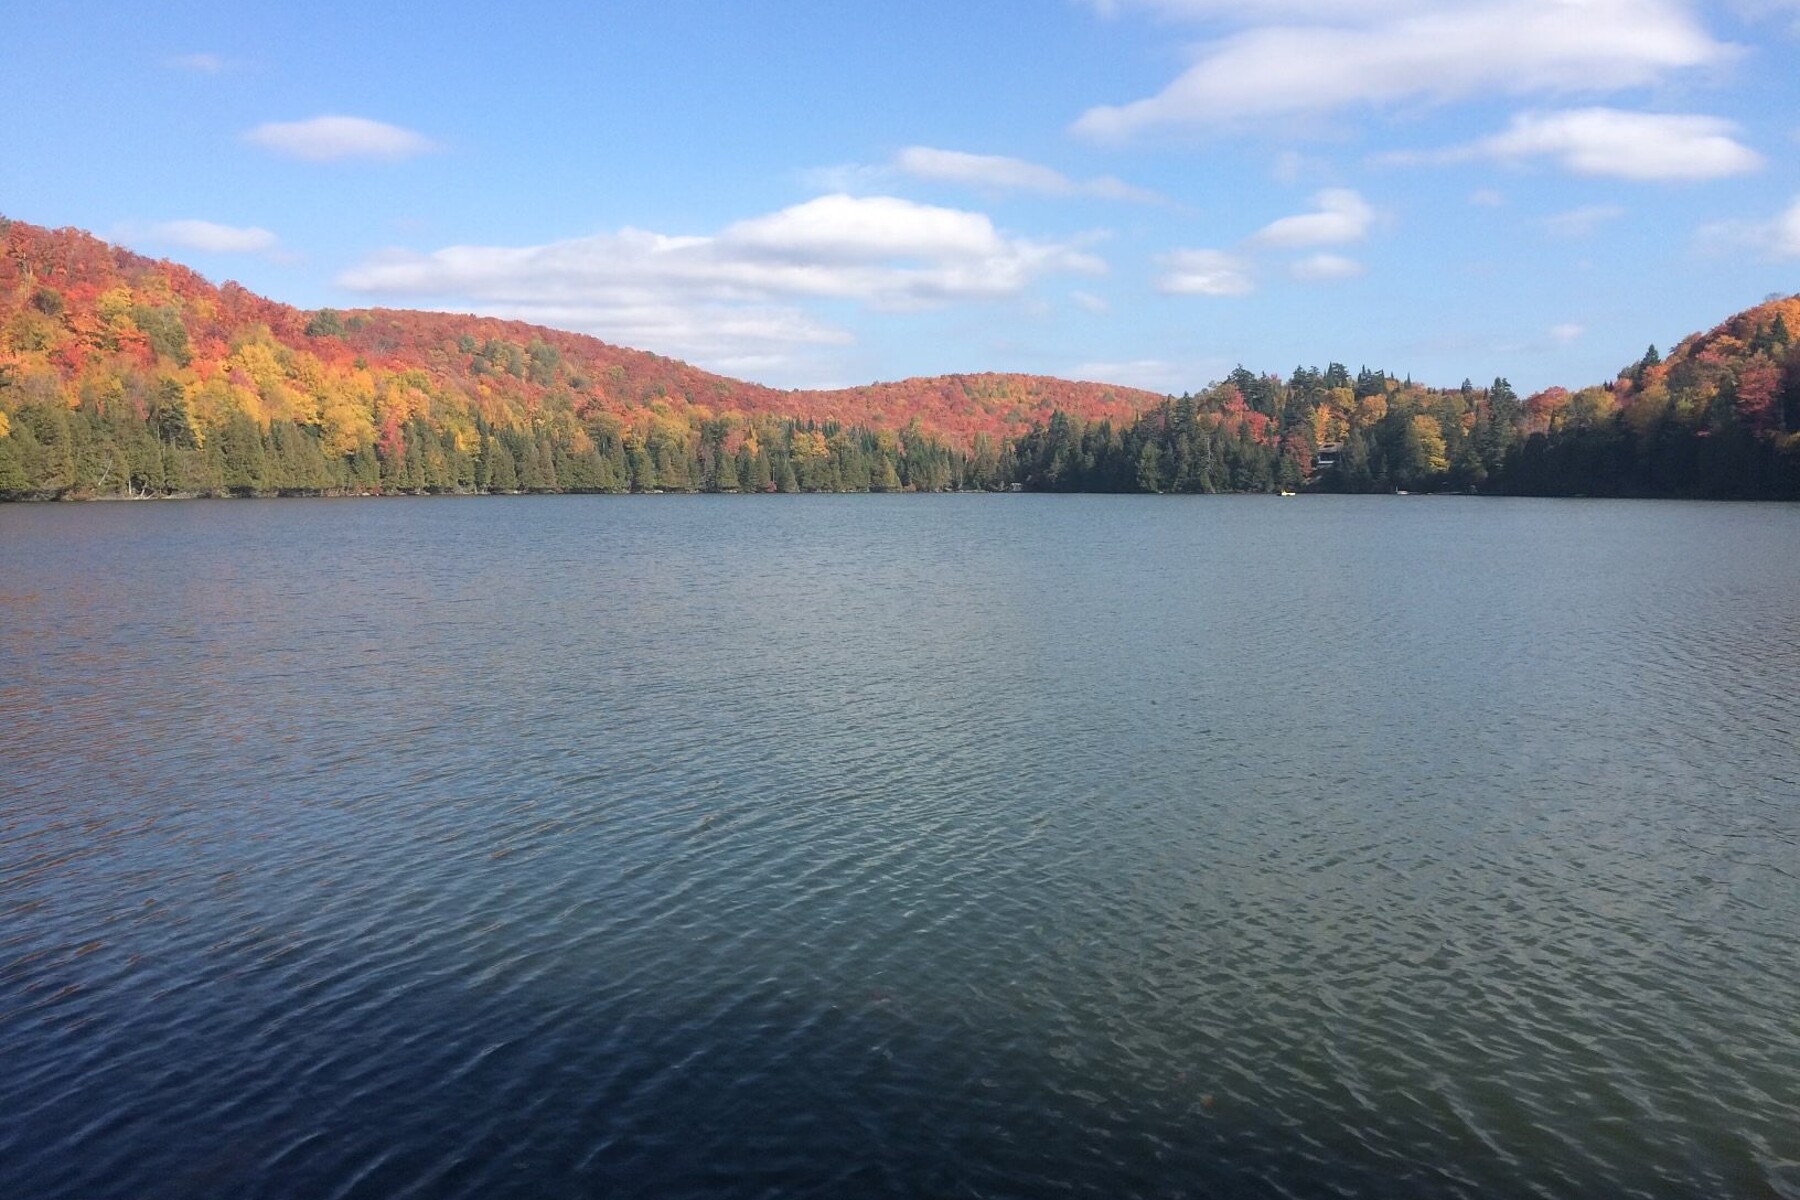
[2,494,1798,1199]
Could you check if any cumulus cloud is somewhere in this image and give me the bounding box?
[724,194,1016,266]
[1157,249,1254,295]
[1072,0,1732,136]
[1251,189,1375,247]
[1152,192,1377,295]
[245,116,437,162]
[1289,252,1365,280]
[124,219,281,256]
[1387,108,1763,180]
[337,194,1105,370]
[459,301,852,377]
[894,146,1164,203]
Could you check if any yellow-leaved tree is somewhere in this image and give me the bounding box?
[1411,414,1448,475]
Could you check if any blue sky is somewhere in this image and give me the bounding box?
[3,0,1797,395]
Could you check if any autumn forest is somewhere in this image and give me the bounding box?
[3,216,1798,502]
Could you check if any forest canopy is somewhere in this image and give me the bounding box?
[3,217,1797,500]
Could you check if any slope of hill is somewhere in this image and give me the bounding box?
[3,214,1796,500]
[1616,295,1800,428]
[0,216,1161,497]
[1004,297,1800,498]
[1486,295,1800,498]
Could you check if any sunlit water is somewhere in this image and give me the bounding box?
[2,494,1798,1199]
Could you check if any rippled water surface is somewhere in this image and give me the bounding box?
[3,494,1799,1199]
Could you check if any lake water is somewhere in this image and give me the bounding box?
[2,494,1798,1199]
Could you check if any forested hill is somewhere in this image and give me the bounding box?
[0,217,1159,497]
[1498,294,1800,497]
[1011,295,1800,499]
[2,214,1797,500]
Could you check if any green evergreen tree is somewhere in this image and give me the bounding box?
[0,433,32,496]
[520,435,557,490]
[487,440,519,491]
[712,445,741,491]
[627,442,656,490]
[1135,440,1163,492]
[748,448,772,492]
[218,412,269,495]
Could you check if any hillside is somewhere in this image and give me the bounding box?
[0,216,1162,498]
[3,214,1796,500]
[1487,294,1800,498]
[1002,293,1799,499]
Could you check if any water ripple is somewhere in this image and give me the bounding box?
[2,495,1798,1198]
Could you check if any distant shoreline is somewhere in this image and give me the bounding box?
[8,488,1793,505]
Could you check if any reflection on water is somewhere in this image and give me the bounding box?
[2,495,1798,1198]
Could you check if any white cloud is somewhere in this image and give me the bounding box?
[724,194,1013,266]
[128,219,281,255]
[1148,191,1372,296]
[893,146,1164,203]
[897,147,1069,193]
[1699,196,1800,259]
[1541,204,1627,237]
[165,52,225,73]
[1549,322,1586,343]
[1469,188,1507,207]
[1072,0,1732,136]
[245,116,437,162]
[1390,108,1763,180]
[1251,188,1374,247]
[337,194,1105,370]
[459,301,852,376]
[1157,248,1254,295]
[1289,252,1365,280]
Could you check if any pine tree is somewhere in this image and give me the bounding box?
[712,445,740,491]
[219,412,269,495]
[1135,440,1163,492]
[487,441,519,491]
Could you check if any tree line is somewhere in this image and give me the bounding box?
[1011,317,1800,500]
[6,346,1798,500]
[0,382,1004,498]
[5,206,1798,502]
